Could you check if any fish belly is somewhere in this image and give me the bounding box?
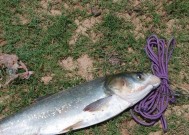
[39,95,131,134]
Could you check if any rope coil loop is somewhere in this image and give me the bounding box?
[130,35,176,131]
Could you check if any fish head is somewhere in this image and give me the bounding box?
[105,72,161,105]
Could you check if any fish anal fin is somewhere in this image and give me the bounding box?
[83,96,112,112]
[61,120,83,133]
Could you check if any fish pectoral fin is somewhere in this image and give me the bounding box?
[83,96,112,112]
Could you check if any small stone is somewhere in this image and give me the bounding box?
[91,6,101,17]
[108,55,121,66]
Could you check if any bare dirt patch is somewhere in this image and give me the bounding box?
[59,54,94,81]
[120,128,129,135]
[0,27,7,47]
[149,131,162,135]
[39,0,62,16]
[18,14,29,25]
[133,0,141,7]
[178,83,189,91]
[0,39,7,47]
[156,3,167,17]
[173,105,189,118]
[41,74,54,85]
[131,14,153,39]
[63,3,69,10]
[121,119,137,129]
[63,1,92,14]
[73,2,85,11]
[77,54,93,81]
[116,12,132,20]
[166,19,178,35]
[120,119,137,135]
[40,0,48,9]
[165,104,189,121]
[116,12,152,39]
[116,1,179,39]
[89,30,103,43]
[128,47,134,53]
[113,0,123,3]
[0,95,11,104]
[59,57,77,71]
[69,16,102,45]
[50,9,62,16]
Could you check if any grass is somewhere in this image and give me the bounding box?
[0,0,189,135]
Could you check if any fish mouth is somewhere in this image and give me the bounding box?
[151,75,161,89]
[152,83,160,89]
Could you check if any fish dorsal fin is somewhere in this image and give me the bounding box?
[83,96,112,112]
[33,94,53,103]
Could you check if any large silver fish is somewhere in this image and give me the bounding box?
[0,72,160,135]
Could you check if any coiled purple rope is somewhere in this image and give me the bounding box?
[130,34,176,131]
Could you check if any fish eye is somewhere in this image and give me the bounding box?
[136,73,143,80]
